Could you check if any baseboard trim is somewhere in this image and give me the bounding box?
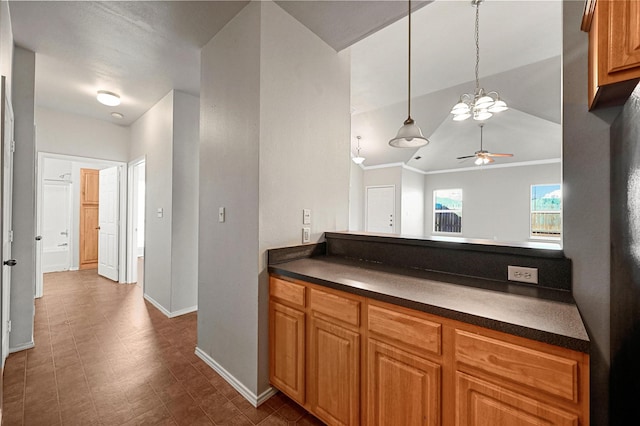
[170,305,197,318]
[143,294,171,317]
[69,267,79,271]
[194,347,277,407]
[10,341,35,353]
[143,295,197,318]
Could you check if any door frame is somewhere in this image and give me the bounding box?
[126,156,145,285]
[365,185,396,234]
[35,152,127,297]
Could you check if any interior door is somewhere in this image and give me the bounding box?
[79,168,99,269]
[98,166,119,281]
[366,186,395,234]
[1,76,15,368]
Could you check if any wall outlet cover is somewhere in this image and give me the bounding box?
[507,265,539,284]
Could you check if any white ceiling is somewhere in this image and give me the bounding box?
[8,0,563,169]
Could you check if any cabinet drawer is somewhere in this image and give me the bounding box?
[270,276,305,308]
[309,288,360,326]
[455,330,578,402]
[368,304,441,356]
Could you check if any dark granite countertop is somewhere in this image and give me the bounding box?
[269,255,590,353]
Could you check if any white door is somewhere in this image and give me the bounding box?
[1,76,15,366]
[366,186,395,234]
[98,166,119,281]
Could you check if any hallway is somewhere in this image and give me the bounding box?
[2,271,321,425]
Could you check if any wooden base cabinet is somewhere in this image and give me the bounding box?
[367,339,440,426]
[268,274,590,426]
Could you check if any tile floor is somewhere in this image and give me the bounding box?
[2,270,324,425]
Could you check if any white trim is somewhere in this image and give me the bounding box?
[126,157,145,285]
[9,341,34,353]
[402,164,426,175]
[170,305,198,318]
[423,158,562,175]
[69,267,79,271]
[144,294,171,317]
[362,162,405,171]
[143,294,197,318]
[194,347,277,407]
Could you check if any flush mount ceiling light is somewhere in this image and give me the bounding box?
[389,0,429,148]
[111,112,124,119]
[352,136,366,164]
[451,0,508,122]
[97,90,121,106]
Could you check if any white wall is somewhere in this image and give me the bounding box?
[10,46,35,351]
[129,89,199,315]
[0,0,13,100]
[349,162,364,231]
[198,0,350,399]
[129,91,174,311]
[423,163,560,242]
[36,106,129,162]
[363,166,402,233]
[401,168,424,237]
[170,91,199,313]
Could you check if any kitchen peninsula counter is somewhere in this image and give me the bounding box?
[268,238,589,353]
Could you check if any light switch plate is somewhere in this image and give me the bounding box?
[303,209,311,225]
[219,207,225,223]
[157,208,163,218]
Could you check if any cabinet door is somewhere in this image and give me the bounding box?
[456,372,579,426]
[269,301,305,405]
[607,0,640,74]
[367,339,440,426]
[309,316,360,426]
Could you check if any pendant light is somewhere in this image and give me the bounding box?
[450,0,508,122]
[389,0,429,148]
[352,136,366,164]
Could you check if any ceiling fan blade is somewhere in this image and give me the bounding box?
[487,153,514,157]
[487,157,495,164]
[456,155,476,159]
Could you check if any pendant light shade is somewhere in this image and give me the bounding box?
[352,136,366,164]
[389,118,428,148]
[389,0,429,148]
[450,0,508,122]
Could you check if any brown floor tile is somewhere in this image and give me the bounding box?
[3,270,320,426]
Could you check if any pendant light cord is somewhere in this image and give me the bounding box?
[407,0,412,119]
[474,0,480,91]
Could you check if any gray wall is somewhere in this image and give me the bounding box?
[170,91,199,312]
[198,0,350,397]
[401,168,424,237]
[423,163,560,242]
[0,0,13,100]
[9,46,35,351]
[562,2,621,425]
[349,162,364,231]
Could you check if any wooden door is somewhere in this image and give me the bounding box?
[367,339,440,426]
[269,301,305,405]
[79,168,99,269]
[456,373,578,426]
[309,316,360,426]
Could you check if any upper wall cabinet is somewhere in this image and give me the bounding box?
[582,0,640,109]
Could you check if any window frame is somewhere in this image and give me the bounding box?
[530,183,562,240]
[433,188,463,234]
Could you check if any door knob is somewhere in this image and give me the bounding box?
[3,259,17,267]
[95,227,100,230]
[35,236,42,241]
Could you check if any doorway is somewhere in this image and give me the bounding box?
[366,185,396,234]
[35,154,127,297]
[127,158,145,288]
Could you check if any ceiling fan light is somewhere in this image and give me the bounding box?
[483,157,490,165]
[389,118,430,148]
[474,157,483,165]
[473,109,492,121]
[453,113,471,121]
[352,156,365,165]
[488,99,508,113]
[96,90,121,106]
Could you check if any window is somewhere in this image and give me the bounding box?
[531,184,561,238]
[434,189,462,233]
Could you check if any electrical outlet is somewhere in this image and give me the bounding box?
[507,266,538,284]
[302,227,311,243]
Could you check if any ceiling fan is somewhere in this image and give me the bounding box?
[456,124,513,165]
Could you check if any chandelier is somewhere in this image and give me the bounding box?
[451,0,508,122]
